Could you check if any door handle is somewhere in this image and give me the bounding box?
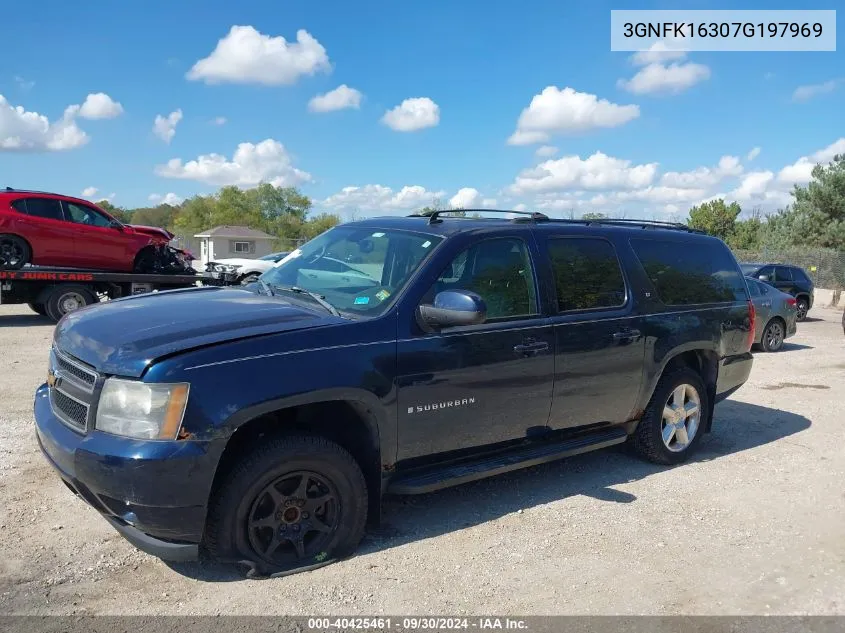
[612,329,641,342]
[513,341,549,356]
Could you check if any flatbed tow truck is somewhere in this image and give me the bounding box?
[0,266,238,322]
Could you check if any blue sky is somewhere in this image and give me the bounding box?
[2,0,843,219]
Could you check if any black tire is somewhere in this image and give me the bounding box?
[206,435,368,576]
[0,234,31,269]
[44,285,97,322]
[133,248,157,274]
[27,302,47,316]
[796,297,809,322]
[631,367,709,465]
[760,318,785,352]
[240,273,260,285]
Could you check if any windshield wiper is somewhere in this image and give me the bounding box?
[257,278,275,296]
[269,284,341,317]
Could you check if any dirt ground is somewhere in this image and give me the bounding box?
[0,303,843,616]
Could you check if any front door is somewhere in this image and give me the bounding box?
[62,201,133,269]
[396,234,554,461]
[539,235,645,430]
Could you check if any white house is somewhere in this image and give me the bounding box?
[193,225,276,266]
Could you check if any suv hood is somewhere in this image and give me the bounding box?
[127,224,174,241]
[54,286,341,377]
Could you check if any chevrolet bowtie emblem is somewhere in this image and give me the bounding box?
[46,369,57,388]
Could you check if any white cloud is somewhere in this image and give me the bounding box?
[535,145,558,158]
[381,97,440,132]
[448,188,497,210]
[14,76,35,91]
[155,138,312,188]
[618,61,710,95]
[513,203,528,213]
[630,41,687,65]
[792,79,841,102]
[508,87,639,145]
[308,84,363,113]
[509,151,657,195]
[153,109,183,144]
[777,138,845,184]
[747,147,761,161]
[0,94,88,151]
[732,171,775,199]
[77,93,123,119]
[149,193,184,205]
[81,187,98,197]
[187,26,331,86]
[212,116,227,125]
[322,184,445,214]
[660,155,743,189]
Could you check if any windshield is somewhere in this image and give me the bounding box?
[259,226,442,317]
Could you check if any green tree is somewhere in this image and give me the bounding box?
[581,212,607,220]
[727,207,763,250]
[687,199,742,241]
[130,204,180,229]
[96,200,131,222]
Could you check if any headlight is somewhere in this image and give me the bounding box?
[96,378,190,440]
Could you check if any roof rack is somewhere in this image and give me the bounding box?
[3,187,57,195]
[408,209,550,224]
[406,208,705,234]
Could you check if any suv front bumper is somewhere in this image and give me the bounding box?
[34,384,224,561]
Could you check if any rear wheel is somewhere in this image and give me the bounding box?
[761,319,785,352]
[631,368,708,465]
[0,235,31,269]
[206,435,368,576]
[44,285,98,322]
[796,297,809,321]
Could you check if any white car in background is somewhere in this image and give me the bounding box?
[206,251,290,284]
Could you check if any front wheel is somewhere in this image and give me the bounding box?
[240,273,260,285]
[205,435,368,576]
[796,298,809,322]
[631,368,708,465]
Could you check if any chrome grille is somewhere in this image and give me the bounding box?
[54,353,97,389]
[49,348,101,433]
[50,388,89,430]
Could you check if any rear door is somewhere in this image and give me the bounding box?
[62,201,134,269]
[746,279,771,340]
[10,197,79,266]
[537,233,645,431]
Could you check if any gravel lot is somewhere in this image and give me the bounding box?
[0,303,843,615]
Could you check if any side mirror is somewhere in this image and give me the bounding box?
[417,290,487,330]
[758,274,770,282]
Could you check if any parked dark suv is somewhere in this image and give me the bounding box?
[740,262,814,321]
[34,211,755,576]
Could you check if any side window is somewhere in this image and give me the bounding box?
[630,238,747,305]
[792,268,811,283]
[64,202,113,227]
[756,266,775,279]
[774,266,793,282]
[427,238,538,321]
[10,199,27,214]
[746,280,760,297]
[548,237,626,312]
[20,197,64,221]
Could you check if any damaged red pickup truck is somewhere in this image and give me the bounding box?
[0,187,193,273]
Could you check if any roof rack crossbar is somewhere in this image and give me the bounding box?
[408,209,550,224]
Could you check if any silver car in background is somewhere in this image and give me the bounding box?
[746,276,798,352]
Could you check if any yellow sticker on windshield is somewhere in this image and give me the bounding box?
[375,289,390,301]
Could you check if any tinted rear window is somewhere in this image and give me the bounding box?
[792,267,812,283]
[548,237,626,312]
[630,237,748,305]
[18,197,64,220]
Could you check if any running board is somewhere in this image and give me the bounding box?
[387,427,628,495]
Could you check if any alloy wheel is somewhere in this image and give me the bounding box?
[661,384,701,452]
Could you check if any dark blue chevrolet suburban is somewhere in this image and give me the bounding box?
[34,211,755,576]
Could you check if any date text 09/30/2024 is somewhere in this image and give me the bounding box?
[306,617,529,631]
